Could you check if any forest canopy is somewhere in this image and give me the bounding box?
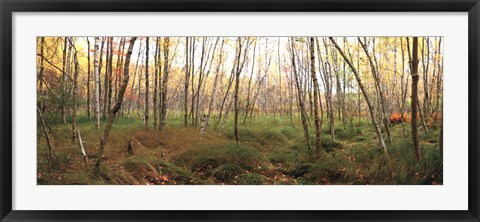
[37,36,443,185]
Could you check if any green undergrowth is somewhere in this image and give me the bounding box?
[37,115,443,185]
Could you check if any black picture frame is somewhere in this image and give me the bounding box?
[1,0,479,221]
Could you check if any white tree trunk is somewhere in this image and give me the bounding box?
[77,128,89,169]
[199,114,207,136]
[330,37,388,154]
[94,37,101,129]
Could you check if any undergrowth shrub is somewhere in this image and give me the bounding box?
[303,154,350,183]
[335,127,363,140]
[38,114,443,185]
[257,130,285,145]
[268,147,296,165]
[212,164,244,183]
[415,145,442,185]
[285,152,350,184]
[173,143,265,175]
[321,139,343,152]
[353,135,368,142]
[287,163,313,178]
[50,153,71,170]
[344,139,442,185]
[347,143,383,163]
[419,130,440,144]
[280,126,299,140]
[122,154,193,184]
[237,173,264,185]
[64,171,101,185]
[225,126,257,142]
[225,126,285,146]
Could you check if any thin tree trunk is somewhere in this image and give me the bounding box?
[221,96,234,132]
[184,37,190,128]
[243,39,257,124]
[194,38,210,126]
[417,102,429,133]
[341,38,348,129]
[409,37,421,162]
[114,38,123,105]
[129,43,142,117]
[60,37,68,124]
[144,37,150,129]
[330,37,387,155]
[321,38,335,141]
[98,38,105,116]
[95,37,137,171]
[38,37,45,111]
[422,37,430,119]
[116,38,126,117]
[94,37,101,129]
[198,38,219,127]
[189,39,197,125]
[234,38,242,145]
[157,40,163,129]
[102,38,111,119]
[434,38,443,116]
[37,106,55,169]
[153,37,159,129]
[71,40,79,142]
[291,38,311,150]
[160,37,170,130]
[399,37,408,139]
[217,46,238,127]
[106,38,114,122]
[278,38,283,116]
[419,37,430,133]
[203,39,225,135]
[86,37,91,120]
[358,37,392,144]
[77,129,89,169]
[309,37,322,153]
[439,117,443,155]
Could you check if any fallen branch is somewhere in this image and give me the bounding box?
[77,128,89,169]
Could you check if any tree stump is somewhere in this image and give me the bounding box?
[200,114,208,136]
[127,139,134,156]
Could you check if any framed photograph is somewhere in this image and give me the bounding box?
[1,0,479,221]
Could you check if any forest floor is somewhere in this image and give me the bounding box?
[37,115,443,185]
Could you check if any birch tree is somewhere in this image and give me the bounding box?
[290,38,311,150]
[95,37,137,171]
[233,38,243,145]
[309,37,322,153]
[86,37,91,120]
[94,37,101,129]
[184,37,190,128]
[358,37,392,144]
[153,37,159,129]
[330,37,387,154]
[144,37,150,129]
[160,37,170,130]
[71,40,79,142]
[202,38,225,135]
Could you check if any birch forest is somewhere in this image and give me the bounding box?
[37,36,443,185]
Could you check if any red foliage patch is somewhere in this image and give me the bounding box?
[390,112,407,124]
